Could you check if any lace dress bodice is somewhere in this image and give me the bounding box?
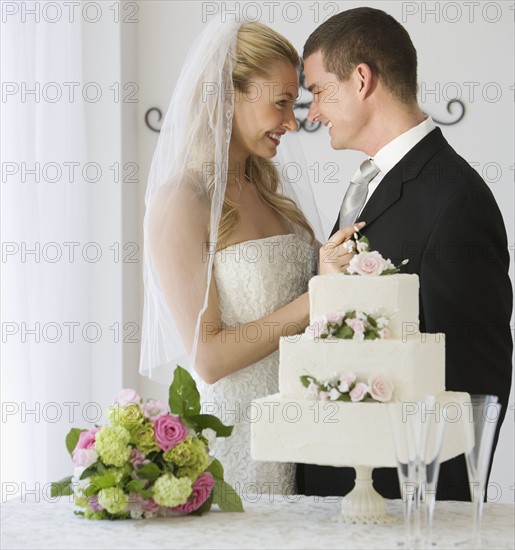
[197,233,316,498]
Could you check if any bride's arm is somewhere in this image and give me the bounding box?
[195,277,310,384]
[149,186,311,385]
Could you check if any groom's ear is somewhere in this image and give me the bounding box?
[354,63,375,97]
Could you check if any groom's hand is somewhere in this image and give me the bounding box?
[318,222,366,275]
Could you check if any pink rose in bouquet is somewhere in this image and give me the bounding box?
[154,414,188,451]
[172,472,215,514]
[114,388,141,406]
[141,400,168,421]
[72,427,100,467]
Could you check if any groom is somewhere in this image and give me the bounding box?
[298,7,513,500]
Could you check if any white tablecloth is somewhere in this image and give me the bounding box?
[1,495,514,549]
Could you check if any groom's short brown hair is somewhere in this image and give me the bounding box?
[303,7,418,103]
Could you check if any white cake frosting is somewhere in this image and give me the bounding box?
[309,273,420,339]
[251,271,471,470]
[279,334,445,402]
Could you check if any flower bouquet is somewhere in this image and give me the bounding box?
[343,231,409,276]
[51,366,243,519]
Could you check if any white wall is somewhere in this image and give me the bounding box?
[133,1,514,502]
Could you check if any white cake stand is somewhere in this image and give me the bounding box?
[332,466,398,524]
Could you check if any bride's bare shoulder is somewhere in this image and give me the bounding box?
[148,178,210,231]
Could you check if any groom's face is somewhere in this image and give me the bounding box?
[304,51,362,151]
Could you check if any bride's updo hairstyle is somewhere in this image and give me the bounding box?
[216,22,315,248]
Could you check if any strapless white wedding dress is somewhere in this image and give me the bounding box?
[197,233,316,497]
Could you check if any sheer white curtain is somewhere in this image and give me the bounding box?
[1,2,94,499]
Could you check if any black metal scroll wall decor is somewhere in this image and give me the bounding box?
[145,67,465,133]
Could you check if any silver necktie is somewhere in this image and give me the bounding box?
[339,159,380,228]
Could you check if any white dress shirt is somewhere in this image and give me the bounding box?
[356,116,436,218]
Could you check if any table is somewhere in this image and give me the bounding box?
[1,495,513,549]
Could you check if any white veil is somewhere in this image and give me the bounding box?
[139,19,324,385]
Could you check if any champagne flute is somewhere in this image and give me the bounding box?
[388,396,447,549]
[455,394,501,549]
[420,396,447,548]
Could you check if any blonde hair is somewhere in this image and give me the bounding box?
[216,23,315,248]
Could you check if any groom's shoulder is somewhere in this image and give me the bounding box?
[415,132,494,200]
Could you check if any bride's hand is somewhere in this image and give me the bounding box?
[318,222,366,275]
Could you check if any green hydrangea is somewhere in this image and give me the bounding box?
[84,508,107,520]
[98,487,129,515]
[74,495,88,508]
[132,422,159,454]
[152,473,192,508]
[106,403,146,432]
[95,425,131,467]
[170,437,210,481]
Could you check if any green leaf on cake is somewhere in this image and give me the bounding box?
[300,375,315,388]
[335,324,353,339]
[169,365,201,417]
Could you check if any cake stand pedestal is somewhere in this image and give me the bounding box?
[332,466,397,524]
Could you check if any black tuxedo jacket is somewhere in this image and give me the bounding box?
[297,127,513,500]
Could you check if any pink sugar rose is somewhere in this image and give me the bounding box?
[307,382,319,397]
[378,327,390,339]
[172,472,215,514]
[141,400,168,421]
[114,388,140,406]
[368,374,394,402]
[326,311,343,324]
[318,391,330,401]
[153,414,188,451]
[350,382,369,402]
[346,318,365,333]
[348,251,386,276]
[306,316,328,339]
[338,372,356,393]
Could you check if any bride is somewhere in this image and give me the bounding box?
[140,19,360,497]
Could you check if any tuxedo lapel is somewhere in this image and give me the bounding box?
[359,127,448,226]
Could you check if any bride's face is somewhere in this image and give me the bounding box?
[231,61,299,159]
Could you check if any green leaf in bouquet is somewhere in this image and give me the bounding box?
[125,479,150,497]
[212,479,244,512]
[137,462,162,482]
[206,458,224,480]
[169,365,201,417]
[80,462,100,480]
[187,414,233,437]
[89,471,116,490]
[65,428,87,455]
[50,476,73,497]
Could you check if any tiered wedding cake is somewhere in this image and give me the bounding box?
[250,235,470,522]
